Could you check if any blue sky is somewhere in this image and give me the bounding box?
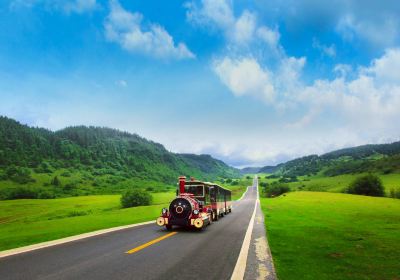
[1,0,400,167]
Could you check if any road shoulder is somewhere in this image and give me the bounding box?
[244,196,277,280]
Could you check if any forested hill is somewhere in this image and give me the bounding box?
[0,116,239,183]
[258,141,400,177]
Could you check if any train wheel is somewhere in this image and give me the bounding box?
[166,225,172,231]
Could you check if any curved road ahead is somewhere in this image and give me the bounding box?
[0,178,276,280]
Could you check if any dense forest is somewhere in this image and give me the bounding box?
[258,142,400,177]
[0,116,239,199]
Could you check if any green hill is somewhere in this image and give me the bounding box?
[0,116,239,199]
[258,142,400,177]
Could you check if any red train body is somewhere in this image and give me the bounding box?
[156,176,232,230]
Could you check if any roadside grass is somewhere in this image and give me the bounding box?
[0,193,175,251]
[223,177,252,200]
[261,192,400,280]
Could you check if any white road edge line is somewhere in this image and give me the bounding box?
[0,220,154,259]
[236,186,250,202]
[231,181,259,280]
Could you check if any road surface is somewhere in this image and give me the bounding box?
[0,178,275,280]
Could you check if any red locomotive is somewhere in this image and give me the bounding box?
[156,176,232,230]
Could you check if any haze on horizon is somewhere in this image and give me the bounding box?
[1,0,400,168]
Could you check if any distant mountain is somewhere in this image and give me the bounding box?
[259,142,400,177]
[0,116,239,183]
[240,167,261,174]
[257,166,279,174]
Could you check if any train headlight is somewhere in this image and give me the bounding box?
[193,209,199,215]
[162,208,168,214]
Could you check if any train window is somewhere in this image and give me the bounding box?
[209,186,216,202]
[184,185,204,197]
[205,187,210,204]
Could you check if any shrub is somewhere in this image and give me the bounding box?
[34,162,52,173]
[60,171,71,177]
[121,188,152,208]
[231,181,239,186]
[5,166,35,184]
[146,187,154,192]
[63,181,78,191]
[51,176,61,187]
[37,189,56,199]
[263,183,290,198]
[389,188,400,199]
[246,176,251,179]
[346,174,384,197]
[0,186,38,199]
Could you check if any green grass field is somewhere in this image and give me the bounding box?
[226,178,251,200]
[259,173,400,194]
[261,192,400,280]
[0,192,175,251]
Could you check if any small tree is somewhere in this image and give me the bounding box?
[346,174,384,197]
[263,183,290,198]
[121,189,152,208]
[51,176,61,187]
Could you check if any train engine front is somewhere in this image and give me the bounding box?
[156,176,211,230]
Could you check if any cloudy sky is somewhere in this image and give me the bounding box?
[1,0,400,167]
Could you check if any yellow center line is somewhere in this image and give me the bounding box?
[125,232,178,254]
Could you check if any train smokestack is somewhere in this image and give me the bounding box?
[179,176,186,194]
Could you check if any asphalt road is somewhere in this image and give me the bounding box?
[0,179,273,280]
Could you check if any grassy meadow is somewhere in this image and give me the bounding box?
[0,192,175,251]
[258,172,400,194]
[222,176,252,200]
[261,192,400,280]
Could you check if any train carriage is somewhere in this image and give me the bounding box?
[156,176,232,230]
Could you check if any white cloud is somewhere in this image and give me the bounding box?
[362,48,400,84]
[185,0,234,30]
[186,0,280,48]
[294,48,400,132]
[213,57,275,103]
[230,10,256,45]
[213,54,305,106]
[256,26,280,50]
[105,0,195,60]
[188,0,306,107]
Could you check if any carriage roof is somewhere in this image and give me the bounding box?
[183,180,231,193]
